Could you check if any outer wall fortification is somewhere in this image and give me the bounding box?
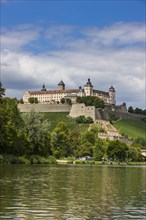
[69,103,96,121]
[18,103,145,121]
[18,104,71,112]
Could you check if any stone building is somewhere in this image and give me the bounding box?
[23,78,116,105]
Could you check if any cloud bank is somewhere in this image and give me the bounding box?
[1,22,145,108]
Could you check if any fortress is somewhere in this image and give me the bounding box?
[23,78,116,105]
[20,78,145,121]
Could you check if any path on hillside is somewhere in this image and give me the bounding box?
[90,120,121,139]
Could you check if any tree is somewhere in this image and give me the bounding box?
[60,98,65,104]
[0,98,25,155]
[132,137,146,149]
[81,131,96,145]
[19,99,24,104]
[28,97,38,104]
[77,142,93,157]
[76,96,105,108]
[69,131,81,157]
[128,146,142,162]
[51,122,71,158]
[134,108,143,115]
[66,98,72,105]
[0,81,5,98]
[128,106,134,113]
[93,138,105,160]
[23,111,51,156]
[107,140,128,162]
[76,115,93,124]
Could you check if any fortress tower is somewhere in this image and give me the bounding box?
[41,83,46,91]
[58,80,65,90]
[84,78,93,96]
[109,86,116,105]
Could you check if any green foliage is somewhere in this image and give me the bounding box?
[107,140,129,162]
[0,98,24,155]
[128,146,142,162]
[128,106,146,115]
[29,155,56,164]
[28,97,38,104]
[90,124,99,135]
[60,98,71,105]
[77,142,93,157]
[19,99,24,104]
[22,111,51,156]
[81,131,96,145]
[132,137,146,149]
[61,98,65,104]
[43,112,89,132]
[76,96,105,108]
[128,106,134,113]
[76,115,93,124]
[0,154,56,164]
[66,98,72,105]
[113,119,146,139]
[108,113,119,122]
[51,122,72,158]
[1,98,145,162]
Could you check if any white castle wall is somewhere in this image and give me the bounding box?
[69,103,96,121]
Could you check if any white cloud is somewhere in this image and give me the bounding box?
[1,22,145,108]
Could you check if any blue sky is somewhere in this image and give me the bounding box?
[1,0,146,108]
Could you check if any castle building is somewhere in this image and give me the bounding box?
[23,78,116,105]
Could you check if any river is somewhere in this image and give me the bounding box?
[0,165,146,219]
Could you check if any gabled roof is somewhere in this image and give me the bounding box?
[93,89,109,97]
[28,89,80,95]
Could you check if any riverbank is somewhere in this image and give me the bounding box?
[57,159,146,166]
[0,154,57,164]
[0,155,146,165]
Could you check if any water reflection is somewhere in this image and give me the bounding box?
[0,165,146,219]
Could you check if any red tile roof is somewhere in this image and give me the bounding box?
[28,89,80,95]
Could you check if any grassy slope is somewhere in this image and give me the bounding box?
[113,119,146,139]
[43,112,89,132]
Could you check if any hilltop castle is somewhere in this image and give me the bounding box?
[23,78,116,105]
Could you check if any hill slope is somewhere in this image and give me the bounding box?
[43,112,89,132]
[113,119,146,139]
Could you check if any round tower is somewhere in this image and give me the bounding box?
[58,80,65,90]
[109,86,116,105]
[84,78,93,96]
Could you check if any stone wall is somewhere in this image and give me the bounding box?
[99,109,145,120]
[18,103,71,112]
[69,103,96,121]
[18,103,145,122]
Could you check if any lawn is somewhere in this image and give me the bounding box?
[113,119,146,139]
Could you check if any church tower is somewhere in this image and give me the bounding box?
[58,80,65,90]
[109,86,116,105]
[84,78,93,96]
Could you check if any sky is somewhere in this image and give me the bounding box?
[1,0,146,108]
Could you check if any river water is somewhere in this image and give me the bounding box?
[0,165,146,220]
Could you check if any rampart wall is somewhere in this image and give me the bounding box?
[18,103,145,121]
[18,104,71,112]
[69,103,96,121]
[99,109,145,120]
